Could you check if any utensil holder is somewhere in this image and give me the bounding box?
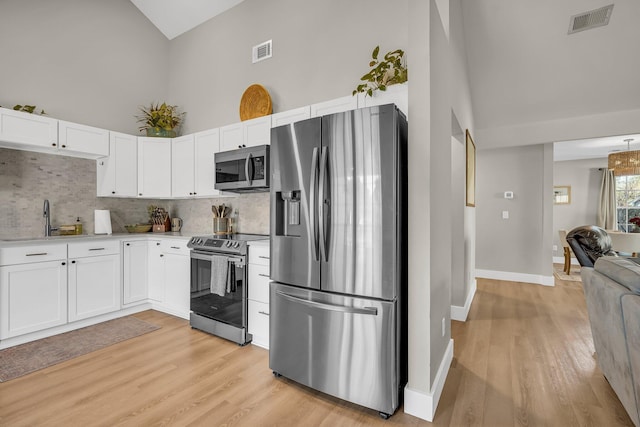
[213,217,229,235]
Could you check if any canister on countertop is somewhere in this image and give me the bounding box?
[75,217,83,235]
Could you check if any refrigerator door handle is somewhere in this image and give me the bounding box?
[310,147,320,261]
[319,146,329,262]
[275,290,378,316]
[244,153,253,185]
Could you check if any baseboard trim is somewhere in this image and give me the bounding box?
[451,279,476,321]
[404,338,454,422]
[476,269,554,287]
[552,256,579,266]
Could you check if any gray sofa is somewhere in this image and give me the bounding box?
[581,257,640,426]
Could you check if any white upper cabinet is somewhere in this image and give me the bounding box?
[219,115,271,152]
[271,106,311,128]
[359,83,408,120]
[0,107,58,149]
[138,137,171,198]
[97,132,138,197]
[194,128,221,197]
[310,95,359,118]
[171,134,195,198]
[58,120,110,158]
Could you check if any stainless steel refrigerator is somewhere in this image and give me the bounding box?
[269,104,408,418]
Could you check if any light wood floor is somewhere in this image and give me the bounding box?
[0,274,634,426]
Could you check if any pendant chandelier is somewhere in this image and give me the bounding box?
[608,139,640,176]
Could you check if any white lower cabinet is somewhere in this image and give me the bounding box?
[248,244,270,349]
[0,259,68,339]
[147,239,190,318]
[122,240,149,305]
[68,241,121,322]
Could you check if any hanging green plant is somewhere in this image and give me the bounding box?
[136,102,185,137]
[2,104,47,115]
[352,46,407,97]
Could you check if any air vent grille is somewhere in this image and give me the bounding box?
[252,40,272,63]
[568,4,614,34]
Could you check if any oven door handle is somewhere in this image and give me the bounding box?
[190,251,245,267]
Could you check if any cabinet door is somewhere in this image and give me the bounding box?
[162,253,190,318]
[138,137,171,198]
[0,260,68,339]
[219,123,243,152]
[310,95,358,118]
[58,120,110,158]
[147,241,165,302]
[271,106,311,128]
[0,107,58,149]
[68,254,121,322]
[123,241,149,305]
[97,132,138,197]
[194,128,221,197]
[248,300,270,349]
[171,135,195,197]
[243,116,271,147]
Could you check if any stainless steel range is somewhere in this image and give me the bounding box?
[187,233,269,345]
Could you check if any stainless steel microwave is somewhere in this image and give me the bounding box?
[214,145,270,193]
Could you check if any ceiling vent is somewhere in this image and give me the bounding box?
[252,40,272,63]
[568,4,614,34]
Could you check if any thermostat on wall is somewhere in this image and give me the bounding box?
[504,191,514,199]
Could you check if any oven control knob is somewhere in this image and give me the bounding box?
[226,241,232,247]
[233,242,240,248]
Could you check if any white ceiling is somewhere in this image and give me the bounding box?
[462,0,640,161]
[130,0,245,40]
[130,0,640,161]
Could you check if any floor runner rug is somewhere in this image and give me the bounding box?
[0,316,160,382]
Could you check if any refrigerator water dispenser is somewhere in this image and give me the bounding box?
[275,190,300,236]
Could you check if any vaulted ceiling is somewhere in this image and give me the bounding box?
[132,0,640,160]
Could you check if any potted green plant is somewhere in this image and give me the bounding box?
[352,46,407,97]
[136,102,185,137]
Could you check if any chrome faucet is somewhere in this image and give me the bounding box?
[43,199,57,237]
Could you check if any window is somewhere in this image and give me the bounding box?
[615,175,640,231]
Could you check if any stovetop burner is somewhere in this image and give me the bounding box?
[187,233,269,255]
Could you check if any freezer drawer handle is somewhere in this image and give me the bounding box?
[26,252,48,256]
[276,291,378,316]
[88,248,105,251]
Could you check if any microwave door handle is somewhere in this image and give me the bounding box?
[244,153,253,185]
[310,147,319,261]
[319,146,329,262]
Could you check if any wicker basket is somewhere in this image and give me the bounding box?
[239,84,272,121]
[125,224,152,233]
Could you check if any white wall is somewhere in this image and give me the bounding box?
[553,157,606,256]
[476,144,554,279]
[167,0,409,134]
[0,0,170,134]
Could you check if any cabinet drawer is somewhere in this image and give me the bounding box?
[249,245,270,266]
[160,239,190,256]
[68,240,120,258]
[248,264,270,303]
[248,300,270,349]
[0,244,67,266]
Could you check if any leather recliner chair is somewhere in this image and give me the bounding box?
[566,225,617,268]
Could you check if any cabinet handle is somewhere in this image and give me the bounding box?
[61,144,66,148]
[258,311,269,316]
[160,254,164,257]
[170,246,180,250]
[189,192,193,195]
[156,242,161,246]
[258,256,270,259]
[26,252,48,256]
[71,260,76,264]
[51,143,56,147]
[193,192,197,195]
[61,262,66,266]
[88,248,105,251]
[258,274,270,278]
[126,243,130,246]
[112,191,116,194]
[139,193,143,196]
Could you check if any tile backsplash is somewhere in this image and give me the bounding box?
[0,148,269,239]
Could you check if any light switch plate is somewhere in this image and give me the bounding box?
[504,191,514,199]
[502,210,509,219]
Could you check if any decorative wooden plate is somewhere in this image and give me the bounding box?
[239,84,272,121]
